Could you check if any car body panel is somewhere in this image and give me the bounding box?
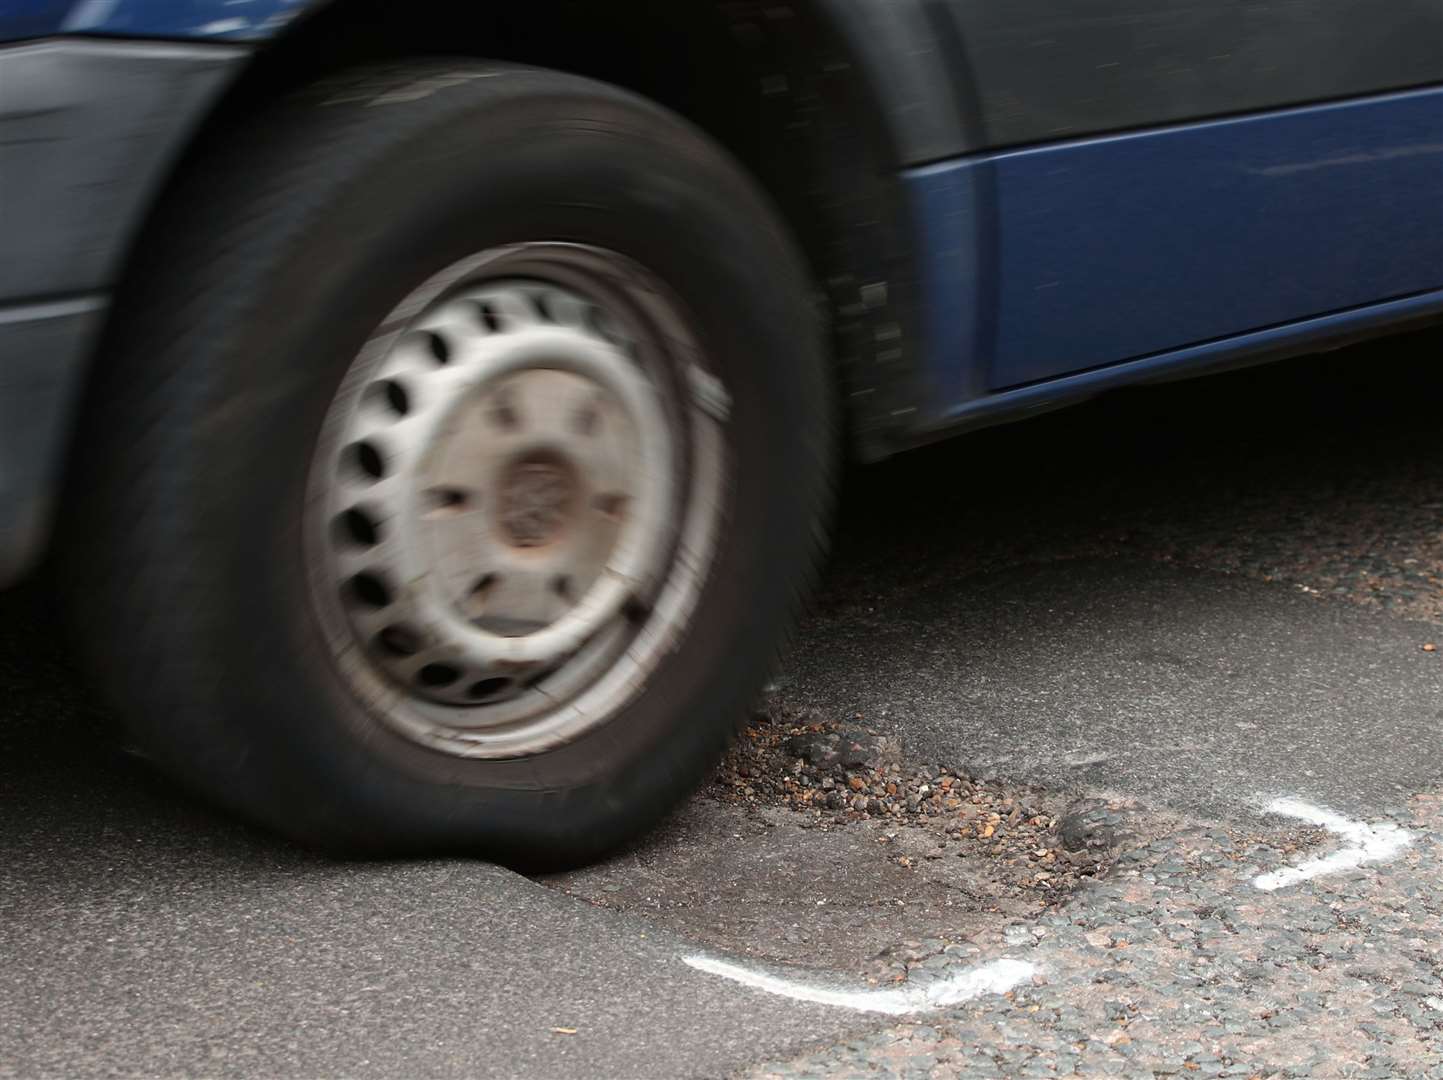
[0,37,244,583]
[937,0,1443,151]
[0,298,105,584]
[909,86,1443,401]
[0,39,245,300]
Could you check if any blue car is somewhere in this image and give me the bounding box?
[2,0,1439,862]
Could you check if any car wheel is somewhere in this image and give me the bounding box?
[67,62,832,865]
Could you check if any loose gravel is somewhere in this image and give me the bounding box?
[714,704,1131,897]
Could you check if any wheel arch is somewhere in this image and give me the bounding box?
[103,0,964,460]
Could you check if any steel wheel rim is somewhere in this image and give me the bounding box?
[305,243,728,759]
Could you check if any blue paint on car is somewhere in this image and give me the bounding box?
[0,1,68,42]
[907,85,1443,409]
[904,151,992,408]
[0,0,316,42]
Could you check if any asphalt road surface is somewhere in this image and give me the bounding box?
[3,329,1442,1078]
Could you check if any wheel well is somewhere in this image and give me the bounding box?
[139,0,924,458]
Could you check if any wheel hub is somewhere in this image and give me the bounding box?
[496,450,580,550]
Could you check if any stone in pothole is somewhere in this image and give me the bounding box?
[1056,798,1143,852]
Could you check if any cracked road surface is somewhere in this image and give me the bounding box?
[3,330,1442,1078]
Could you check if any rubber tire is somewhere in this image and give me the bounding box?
[66,62,832,867]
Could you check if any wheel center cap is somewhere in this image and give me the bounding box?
[497,451,579,548]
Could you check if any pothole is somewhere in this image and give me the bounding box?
[538,704,1190,980]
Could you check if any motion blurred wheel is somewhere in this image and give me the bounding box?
[69,62,832,864]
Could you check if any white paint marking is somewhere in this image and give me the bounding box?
[1252,797,1411,891]
[682,954,1035,1015]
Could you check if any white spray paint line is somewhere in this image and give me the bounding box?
[682,953,1035,1015]
[1252,796,1411,891]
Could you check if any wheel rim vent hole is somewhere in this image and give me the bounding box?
[367,379,410,418]
[376,625,421,657]
[423,332,450,365]
[588,307,612,340]
[467,677,512,701]
[418,663,460,688]
[351,441,385,480]
[468,572,499,607]
[593,492,627,519]
[425,487,474,517]
[490,391,520,431]
[337,507,381,547]
[475,301,502,332]
[349,572,392,609]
